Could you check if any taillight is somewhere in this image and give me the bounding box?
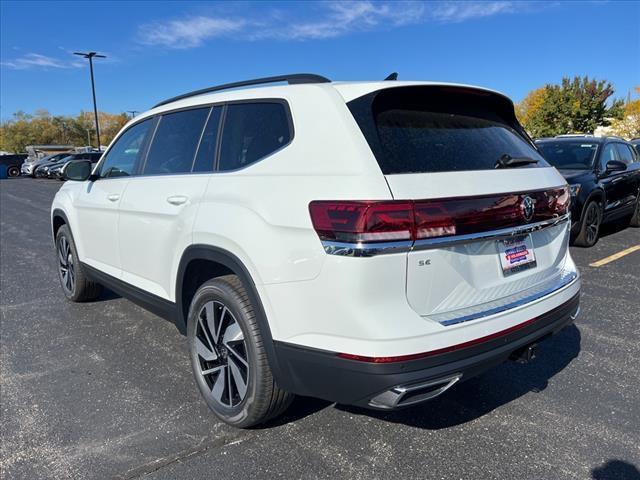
[308,201,413,243]
[309,187,569,245]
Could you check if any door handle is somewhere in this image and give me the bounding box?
[107,194,120,202]
[166,195,188,206]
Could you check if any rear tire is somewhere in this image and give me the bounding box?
[7,165,20,177]
[55,225,103,302]
[187,275,293,428]
[629,192,640,227]
[573,200,602,247]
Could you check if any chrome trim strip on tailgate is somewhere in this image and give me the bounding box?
[413,214,570,251]
[430,269,579,326]
[320,214,570,257]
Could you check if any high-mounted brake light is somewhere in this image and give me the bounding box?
[309,187,569,245]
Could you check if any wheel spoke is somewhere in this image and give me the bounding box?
[211,366,226,403]
[228,357,247,399]
[195,336,217,362]
[215,306,228,344]
[198,313,216,352]
[222,321,243,345]
[226,344,248,367]
[202,302,217,343]
[58,246,67,266]
[201,365,224,376]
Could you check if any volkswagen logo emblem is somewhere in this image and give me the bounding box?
[522,196,535,222]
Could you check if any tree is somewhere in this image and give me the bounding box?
[606,87,640,139]
[0,110,130,152]
[516,87,547,127]
[517,76,623,138]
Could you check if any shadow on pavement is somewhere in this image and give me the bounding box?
[599,218,634,240]
[92,288,121,302]
[591,459,640,480]
[337,324,581,430]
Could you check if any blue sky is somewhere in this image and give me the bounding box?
[1,1,639,119]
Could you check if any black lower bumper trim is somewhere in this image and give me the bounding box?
[273,293,580,408]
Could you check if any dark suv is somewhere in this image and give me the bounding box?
[536,136,640,246]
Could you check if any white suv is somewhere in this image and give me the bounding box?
[52,74,580,427]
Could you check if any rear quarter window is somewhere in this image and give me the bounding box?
[218,102,291,171]
[348,86,547,174]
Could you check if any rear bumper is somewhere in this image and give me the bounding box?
[273,292,580,409]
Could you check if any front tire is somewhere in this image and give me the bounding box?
[55,225,103,301]
[573,200,602,247]
[187,275,293,428]
[7,165,20,177]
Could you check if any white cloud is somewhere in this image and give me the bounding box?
[269,1,427,40]
[136,1,526,48]
[137,15,246,48]
[1,53,84,70]
[429,1,514,23]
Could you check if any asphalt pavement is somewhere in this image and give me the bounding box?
[1,178,639,480]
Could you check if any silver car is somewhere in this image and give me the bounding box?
[21,153,71,177]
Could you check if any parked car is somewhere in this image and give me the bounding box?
[35,158,67,178]
[52,74,581,428]
[43,152,103,179]
[536,136,640,247]
[0,154,28,177]
[22,152,71,177]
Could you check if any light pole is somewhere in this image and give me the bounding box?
[74,51,106,149]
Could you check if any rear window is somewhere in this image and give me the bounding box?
[536,141,598,170]
[348,86,547,174]
[144,107,210,175]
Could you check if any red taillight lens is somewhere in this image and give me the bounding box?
[309,187,569,244]
[308,201,413,243]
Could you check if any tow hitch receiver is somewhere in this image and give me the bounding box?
[510,343,538,363]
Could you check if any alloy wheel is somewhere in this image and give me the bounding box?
[58,236,75,293]
[194,301,249,408]
[585,203,600,245]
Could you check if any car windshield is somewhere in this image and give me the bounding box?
[536,141,598,170]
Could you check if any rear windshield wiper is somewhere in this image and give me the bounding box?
[495,154,539,169]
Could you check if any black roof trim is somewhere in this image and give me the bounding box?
[153,73,331,108]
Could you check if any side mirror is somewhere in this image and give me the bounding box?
[605,160,627,173]
[63,160,93,181]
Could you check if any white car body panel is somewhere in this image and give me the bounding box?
[118,175,210,299]
[72,178,130,279]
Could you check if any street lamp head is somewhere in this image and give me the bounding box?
[73,51,106,59]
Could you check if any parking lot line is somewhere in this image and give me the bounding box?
[589,245,640,267]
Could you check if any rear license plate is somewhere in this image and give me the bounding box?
[498,235,537,276]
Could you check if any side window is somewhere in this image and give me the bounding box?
[218,102,291,171]
[615,143,634,165]
[599,144,618,171]
[143,108,210,175]
[100,119,153,178]
[193,107,222,173]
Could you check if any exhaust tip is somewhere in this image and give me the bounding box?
[510,343,538,364]
[368,374,462,409]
